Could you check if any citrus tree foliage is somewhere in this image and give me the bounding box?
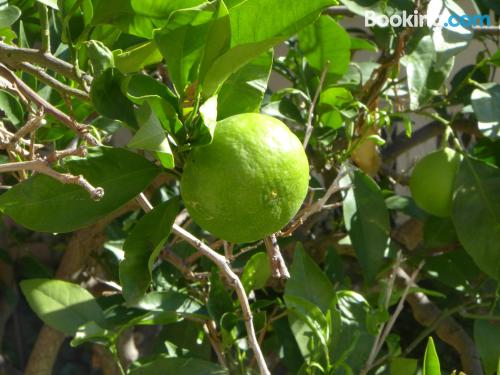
[0,0,499,374]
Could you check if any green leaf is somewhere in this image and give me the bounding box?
[423,337,441,375]
[129,356,228,375]
[217,49,273,120]
[119,199,179,304]
[390,358,418,375]
[474,319,500,375]
[207,271,234,323]
[154,2,229,95]
[20,279,105,336]
[241,252,271,293]
[285,243,335,313]
[343,170,390,282]
[194,95,218,145]
[126,73,180,115]
[329,291,376,373]
[86,40,114,77]
[114,41,163,74]
[0,89,24,127]
[427,0,472,67]
[91,0,205,39]
[202,0,336,96]
[285,294,330,363]
[0,5,21,28]
[402,36,436,110]
[90,68,138,129]
[298,16,351,80]
[350,37,377,52]
[452,157,500,280]
[471,84,500,139]
[0,147,160,233]
[318,87,354,129]
[129,103,174,169]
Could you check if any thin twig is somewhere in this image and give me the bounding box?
[0,158,104,200]
[0,64,98,145]
[204,321,227,368]
[136,193,271,375]
[303,62,330,148]
[264,234,290,279]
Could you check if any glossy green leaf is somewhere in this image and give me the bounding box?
[0,89,24,127]
[90,68,138,128]
[471,84,500,139]
[452,157,500,280]
[129,356,228,375]
[129,103,174,169]
[154,2,229,95]
[114,41,163,74]
[91,0,205,39]
[474,319,500,375]
[0,5,21,28]
[0,147,160,233]
[20,279,105,335]
[217,50,273,119]
[285,243,335,312]
[202,0,336,96]
[318,87,354,129]
[119,199,179,304]
[298,16,351,80]
[241,252,271,293]
[423,337,441,375]
[343,170,390,282]
[207,271,234,323]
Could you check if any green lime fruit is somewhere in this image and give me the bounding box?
[180,113,310,243]
[409,147,462,217]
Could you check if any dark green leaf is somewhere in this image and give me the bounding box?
[119,199,179,304]
[208,271,233,323]
[343,170,390,282]
[90,68,138,128]
[241,252,271,293]
[129,356,228,375]
[0,147,160,233]
[0,89,24,127]
[423,337,441,375]
[20,279,105,335]
[217,50,273,119]
[86,40,114,77]
[471,84,500,139]
[474,319,500,375]
[285,243,335,313]
[452,157,500,280]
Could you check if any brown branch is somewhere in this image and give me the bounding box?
[0,64,98,146]
[136,194,271,375]
[0,158,104,200]
[0,42,92,85]
[264,234,290,279]
[382,118,480,163]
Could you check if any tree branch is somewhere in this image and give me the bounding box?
[136,194,271,375]
[0,64,98,146]
[0,42,92,85]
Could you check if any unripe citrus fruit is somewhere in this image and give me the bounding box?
[409,148,462,217]
[180,113,309,243]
